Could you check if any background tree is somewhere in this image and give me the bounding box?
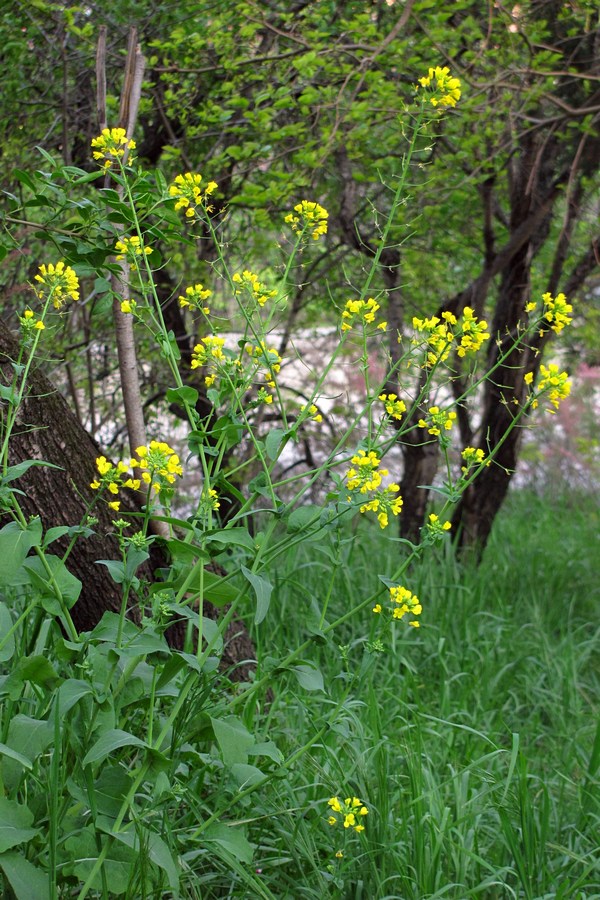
[1,0,598,555]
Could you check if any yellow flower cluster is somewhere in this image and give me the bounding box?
[285,200,329,240]
[179,283,211,313]
[341,298,387,333]
[327,797,368,833]
[373,585,422,627]
[461,446,487,473]
[90,456,141,512]
[525,364,571,412]
[418,405,457,437]
[115,236,152,269]
[169,172,218,218]
[412,307,489,367]
[458,307,490,356]
[379,392,406,422]
[90,441,183,509]
[133,441,183,493]
[191,334,225,372]
[91,127,136,169]
[300,403,323,424]
[540,292,573,336]
[19,309,45,332]
[345,450,403,529]
[33,262,80,310]
[426,513,451,538]
[246,342,282,403]
[232,270,277,308]
[417,66,462,108]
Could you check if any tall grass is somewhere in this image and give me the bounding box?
[229,489,600,899]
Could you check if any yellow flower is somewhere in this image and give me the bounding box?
[91,127,136,169]
[379,393,406,422]
[233,269,277,307]
[115,236,152,268]
[541,292,573,334]
[418,406,457,437]
[33,262,80,310]
[536,363,571,411]
[389,585,422,627]
[285,200,328,240]
[19,308,46,331]
[327,796,368,833]
[341,298,384,332]
[169,172,218,219]
[178,283,212,313]
[417,66,461,108]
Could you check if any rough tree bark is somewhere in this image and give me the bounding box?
[0,322,256,677]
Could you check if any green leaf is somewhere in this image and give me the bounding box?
[42,526,71,548]
[1,460,62,485]
[4,655,61,696]
[0,603,16,663]
[210,715,255,766]
[82,729,149,767]
[0,851,49,900]
[291,663,325,692]
[23,555,82,609]
[241,566,273,625]
[93,766,132,817]
[54,678,94,716]
[166,385,199,407]
[65,828,135,895]
[202,822,254,865]
[95,559,126,584]
[286,504,325,535]
[2,716,53,791]
[0,743,33,771]
[230,763,265,787]
[0,520,42,587]
[98,819,179,893]
[206,527,255,551]
[265,427,286,461]
[248,741,284,765]
[0,799,38,852]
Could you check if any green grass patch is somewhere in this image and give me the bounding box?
[244,489,600,898]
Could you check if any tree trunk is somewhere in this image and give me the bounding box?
[0,322,257,678]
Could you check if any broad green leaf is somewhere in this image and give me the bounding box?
[93,766,132,817]
[0,743,32,771]
[82,729,148,767]
[206,527,255,551]
[265,427,286,461]
[286,504,325,535]
[42,526,71,547]
[23,555,82,609]
[210,715,255,766]
[0,851,49,900]
[230,763,265,787]
[4,655,60,697]
[1,460,61,485]
[2,716,53,790]
[166,385,199,407]
[0,603,15,662]
[95,559,126,585]
[291,664,325,692]
[0,798,38,852]
[98,819,179,893]
[65,828,135,895]
[241,566,273,625]
[0,521,42,587]
[248,741,284,765]
[202,822,254,865]
[54,679,93,716]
